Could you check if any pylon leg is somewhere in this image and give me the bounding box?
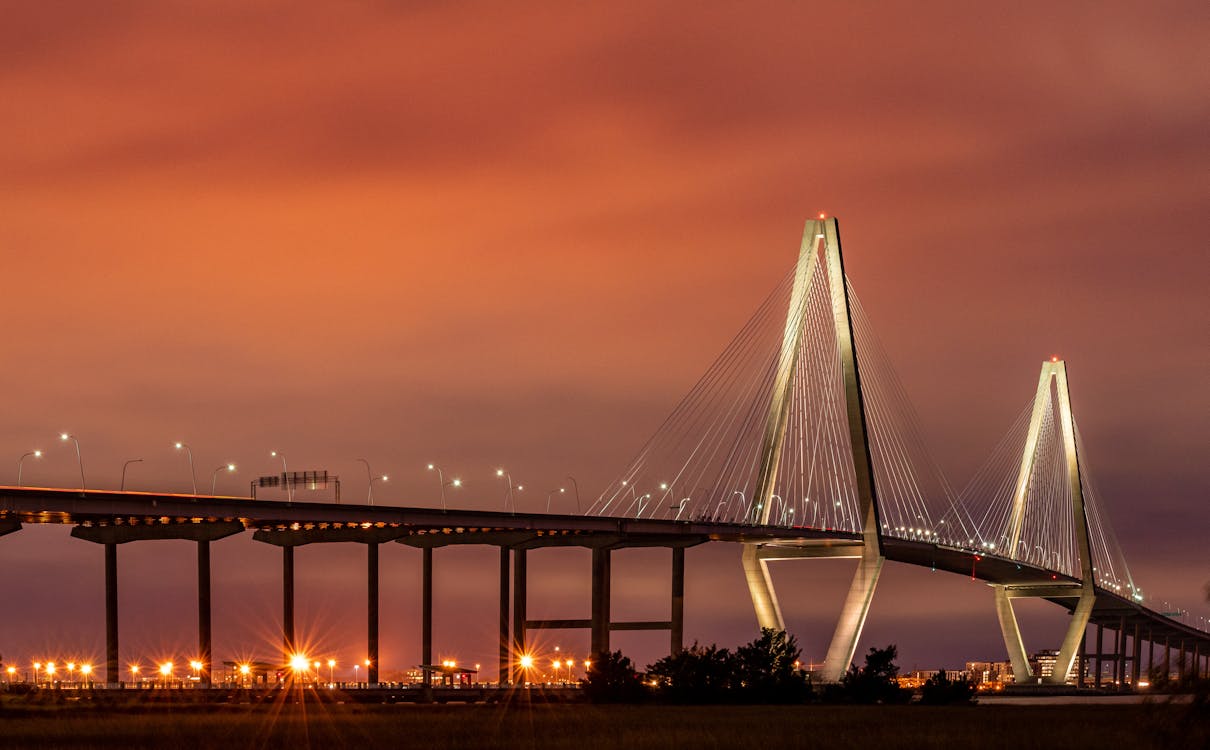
[1045,589,1095,685]
[742,543,784,631]
[994,586,1034,683]
[820,549,883,683]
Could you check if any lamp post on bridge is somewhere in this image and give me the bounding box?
[271,451,293,502]
[121,458,143,491]
[17,449,41,487]
[174,442,197,495]
[546,487,565,513]
[565,475,581,514]
[210,463,236,495]
[427,464,461,510]
[357,459,388,505]
[496,468,517,513]
[59,433,85,491]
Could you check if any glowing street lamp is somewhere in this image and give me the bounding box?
[17,449,41,487]
[59,433,86,491]
[496,468,516,513]
[546,487,566,513]
[271,451,293,501]
[427,464,461,511]
[327,659,336,685]
[130,664,141,682]
[238,663,252,682]
[174,442,197,495]
[160,662,173,684]
[210,464,236,495]
[6,666,16,684]
[80,664,92,685]
[357,459,388,505]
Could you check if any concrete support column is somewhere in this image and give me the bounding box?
[1163,636,1171,683]
[1114,618,1125,688]
[670,547,684,655]
[590,547,611,656]
[498,547,510,685]
[1131,622,1141,687]
[422,547,433,688]
[367,542,379,686]
[282,546,295,658]
[512,548,527,683]
[197,540,212,686]
[1077,631,1086,688]
[1094,624,1103,688]
[105,541,119,688]
[1178,640,1187,684]
[1147,631,1154,681]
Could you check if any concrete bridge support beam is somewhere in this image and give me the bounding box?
[1095,624,1104,688]
[422,547,433,688]
[590,548,611,656]
[1077,631,1087,688]
[105,541,119,688]
[512,548,527,682]
[1131,623,1141,687]
[367,542,379,686]
[670,547,684,654]
[282,546,295,658]
[197,540,212,686]
[498,547,510,684]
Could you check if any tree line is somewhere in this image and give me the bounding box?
[581,628,974,705]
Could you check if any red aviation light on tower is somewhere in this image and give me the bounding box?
[818,212,826,219]
[1051,355,1060,362]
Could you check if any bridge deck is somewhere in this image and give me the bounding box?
[1,486,1205,647]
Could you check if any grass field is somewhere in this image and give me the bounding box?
[0,698,1205,749]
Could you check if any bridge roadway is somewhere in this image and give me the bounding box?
[2,486,1206,687]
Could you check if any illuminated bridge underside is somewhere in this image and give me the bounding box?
[1,487,1203,648]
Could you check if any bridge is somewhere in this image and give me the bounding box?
[2,216,1206,691]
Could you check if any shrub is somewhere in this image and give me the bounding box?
[582,650,646,703]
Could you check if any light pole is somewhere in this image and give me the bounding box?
[17,449,42,487]
[174,442,197,495]
[121,458,144,491]
[546,487,565,513]
[671,498,689,521]
[211,463,236,495]
[357,459,388,505]
[353,663,359,685]
[327,659,335,686]
[271,451,293,501]
[496,468,516,513]
[59,433,85,491]
[426,464,461,510]
[564,475,581,514]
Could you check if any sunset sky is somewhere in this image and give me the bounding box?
[1,2,1206,677]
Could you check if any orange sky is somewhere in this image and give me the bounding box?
[1,2,1206,675]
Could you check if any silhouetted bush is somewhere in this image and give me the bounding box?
[733,628,811,703]
[582,650,646,703]
[840,645,909,704]
[919,670,975,705]
[647,643,736,703]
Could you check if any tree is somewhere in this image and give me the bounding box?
[841,644,908,704]
[647,643,736,703]
[919,669,975,705]
[733,628,811,703]
[582,650,646,703]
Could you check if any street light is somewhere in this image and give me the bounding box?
[496,468,516,513]
[211,463,236,495]
[546,487,565,513]
[357,459,388,505]
[121,458,144,491]
[427,464,462,511]
[564,475,582,514]
[59,433,85,491]
[271,451,293,502]
[327,659,336,685]
[17,449,41,487]
[174,442,197,495]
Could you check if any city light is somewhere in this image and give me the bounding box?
[290,654,310,672]
[239,664,251,676]
[159,662,172,677]
[80,664,92,676]
[518,654,533,669]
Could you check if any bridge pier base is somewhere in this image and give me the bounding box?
[367,542,379,686]
[670,547,684,654]
[1095,624,1103,687]
[1131,622,1141,687]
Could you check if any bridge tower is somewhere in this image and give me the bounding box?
[740,216,885,684]
[993,359,1096,685]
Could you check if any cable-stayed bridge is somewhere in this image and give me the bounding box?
[2,217,1206,691]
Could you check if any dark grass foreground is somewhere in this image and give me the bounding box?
[0,701,1204,750]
